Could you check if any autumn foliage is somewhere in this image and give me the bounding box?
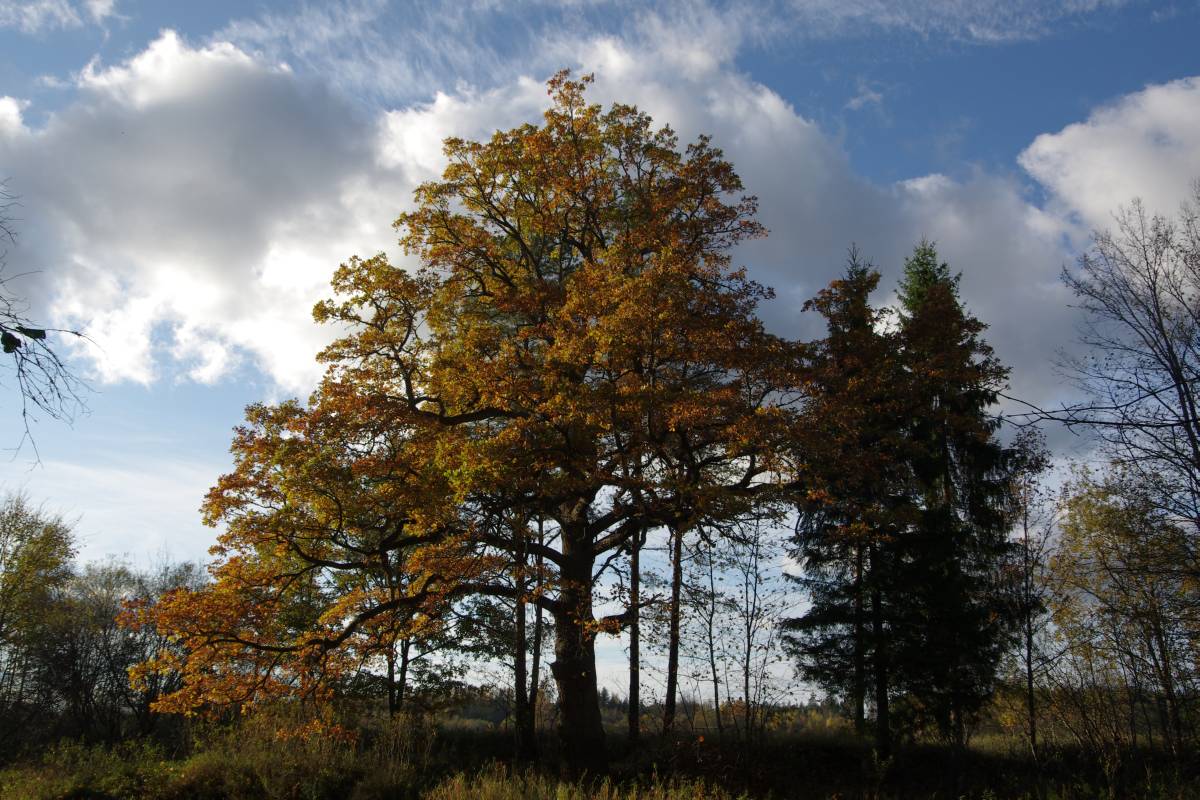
[128,73,800,770]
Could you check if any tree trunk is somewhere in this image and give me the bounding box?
[854,544,866,738]
[1019,487,1038,759]
[705,553,724,738]
[741,534,760,742]
[1023,531,1038,758]
[628,527,641,743]
[530,518,545,730]
[386,640,397,717]
[514,582,534,760]
[550,520,605,774]
[870,545,891,758]
[397,638,410,713]
[1150,616,1183,758]
[663,523,686,735]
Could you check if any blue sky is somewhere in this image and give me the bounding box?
[0,3,1199,692]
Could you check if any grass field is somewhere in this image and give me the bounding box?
[1,708,1196,799]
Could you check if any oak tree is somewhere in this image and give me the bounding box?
[134,73,797,771]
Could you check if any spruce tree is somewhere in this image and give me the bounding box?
[787,254,912,755]
[892,242,1018,747]
[790,244,1018,755]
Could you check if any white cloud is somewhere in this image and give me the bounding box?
[3,4,1194,416]
[0,96,28,137]
[846,81,884,112]
[1019,76,1200,231]
[378,79,548,179]
[541,28,1074,408]
[0,0,77,32]
[0,455,221,565]
[83,0,115,24]
[0,30,407,393]
[784,0,1132,43]
[218,0,515,104]
[216,0,1136,109]
[0,0,1191,579]
[75,30,259,108]
[0,0,115,32]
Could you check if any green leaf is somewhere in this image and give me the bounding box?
[15,327,46,340]
[2,331,21,353]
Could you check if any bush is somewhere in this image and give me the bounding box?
[0,740,170,800]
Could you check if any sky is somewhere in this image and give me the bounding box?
[0,0,1199,692]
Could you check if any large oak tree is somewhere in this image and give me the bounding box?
[133,73,798,771]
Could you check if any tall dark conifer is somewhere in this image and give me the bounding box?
[787,253,911,756]
[892,242,1018,747]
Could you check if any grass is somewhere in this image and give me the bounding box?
[1,708,1197,799]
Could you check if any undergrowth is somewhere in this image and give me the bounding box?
[1,707,1197,799]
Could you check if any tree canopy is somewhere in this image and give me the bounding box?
[132,72,800,771]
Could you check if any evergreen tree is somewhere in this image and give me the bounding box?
[787,253,912,755]
[891,242,1018,747]
[790,244,1019,754]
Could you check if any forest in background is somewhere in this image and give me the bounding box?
[0,74,1197,799]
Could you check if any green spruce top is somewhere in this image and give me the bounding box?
[898,240,961,316]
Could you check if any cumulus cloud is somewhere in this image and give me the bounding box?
[522,24,1071,408]
[328,7,1093,408]
[0,96,28,137]
[1020,76,1200,231]
[0,30,407,392]
[4,2,1198,419]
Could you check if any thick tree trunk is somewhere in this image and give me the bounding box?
[663,523,686,735]
[550,520,605,774]
[628,528,641,744]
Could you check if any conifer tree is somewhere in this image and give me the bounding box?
[891,242,1018,747]
[787,254,911,755]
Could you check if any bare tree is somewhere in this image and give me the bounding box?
[1036,184,1200,539]
[0,180,87,447]
[1004,429,1056,758]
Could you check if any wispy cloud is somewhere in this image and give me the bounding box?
[845,80,885,111]
[0,0,116,33]
[0,452,222,565]
[784,0,1134,43]
[213,0,1139,107]
[217,0,537,105]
